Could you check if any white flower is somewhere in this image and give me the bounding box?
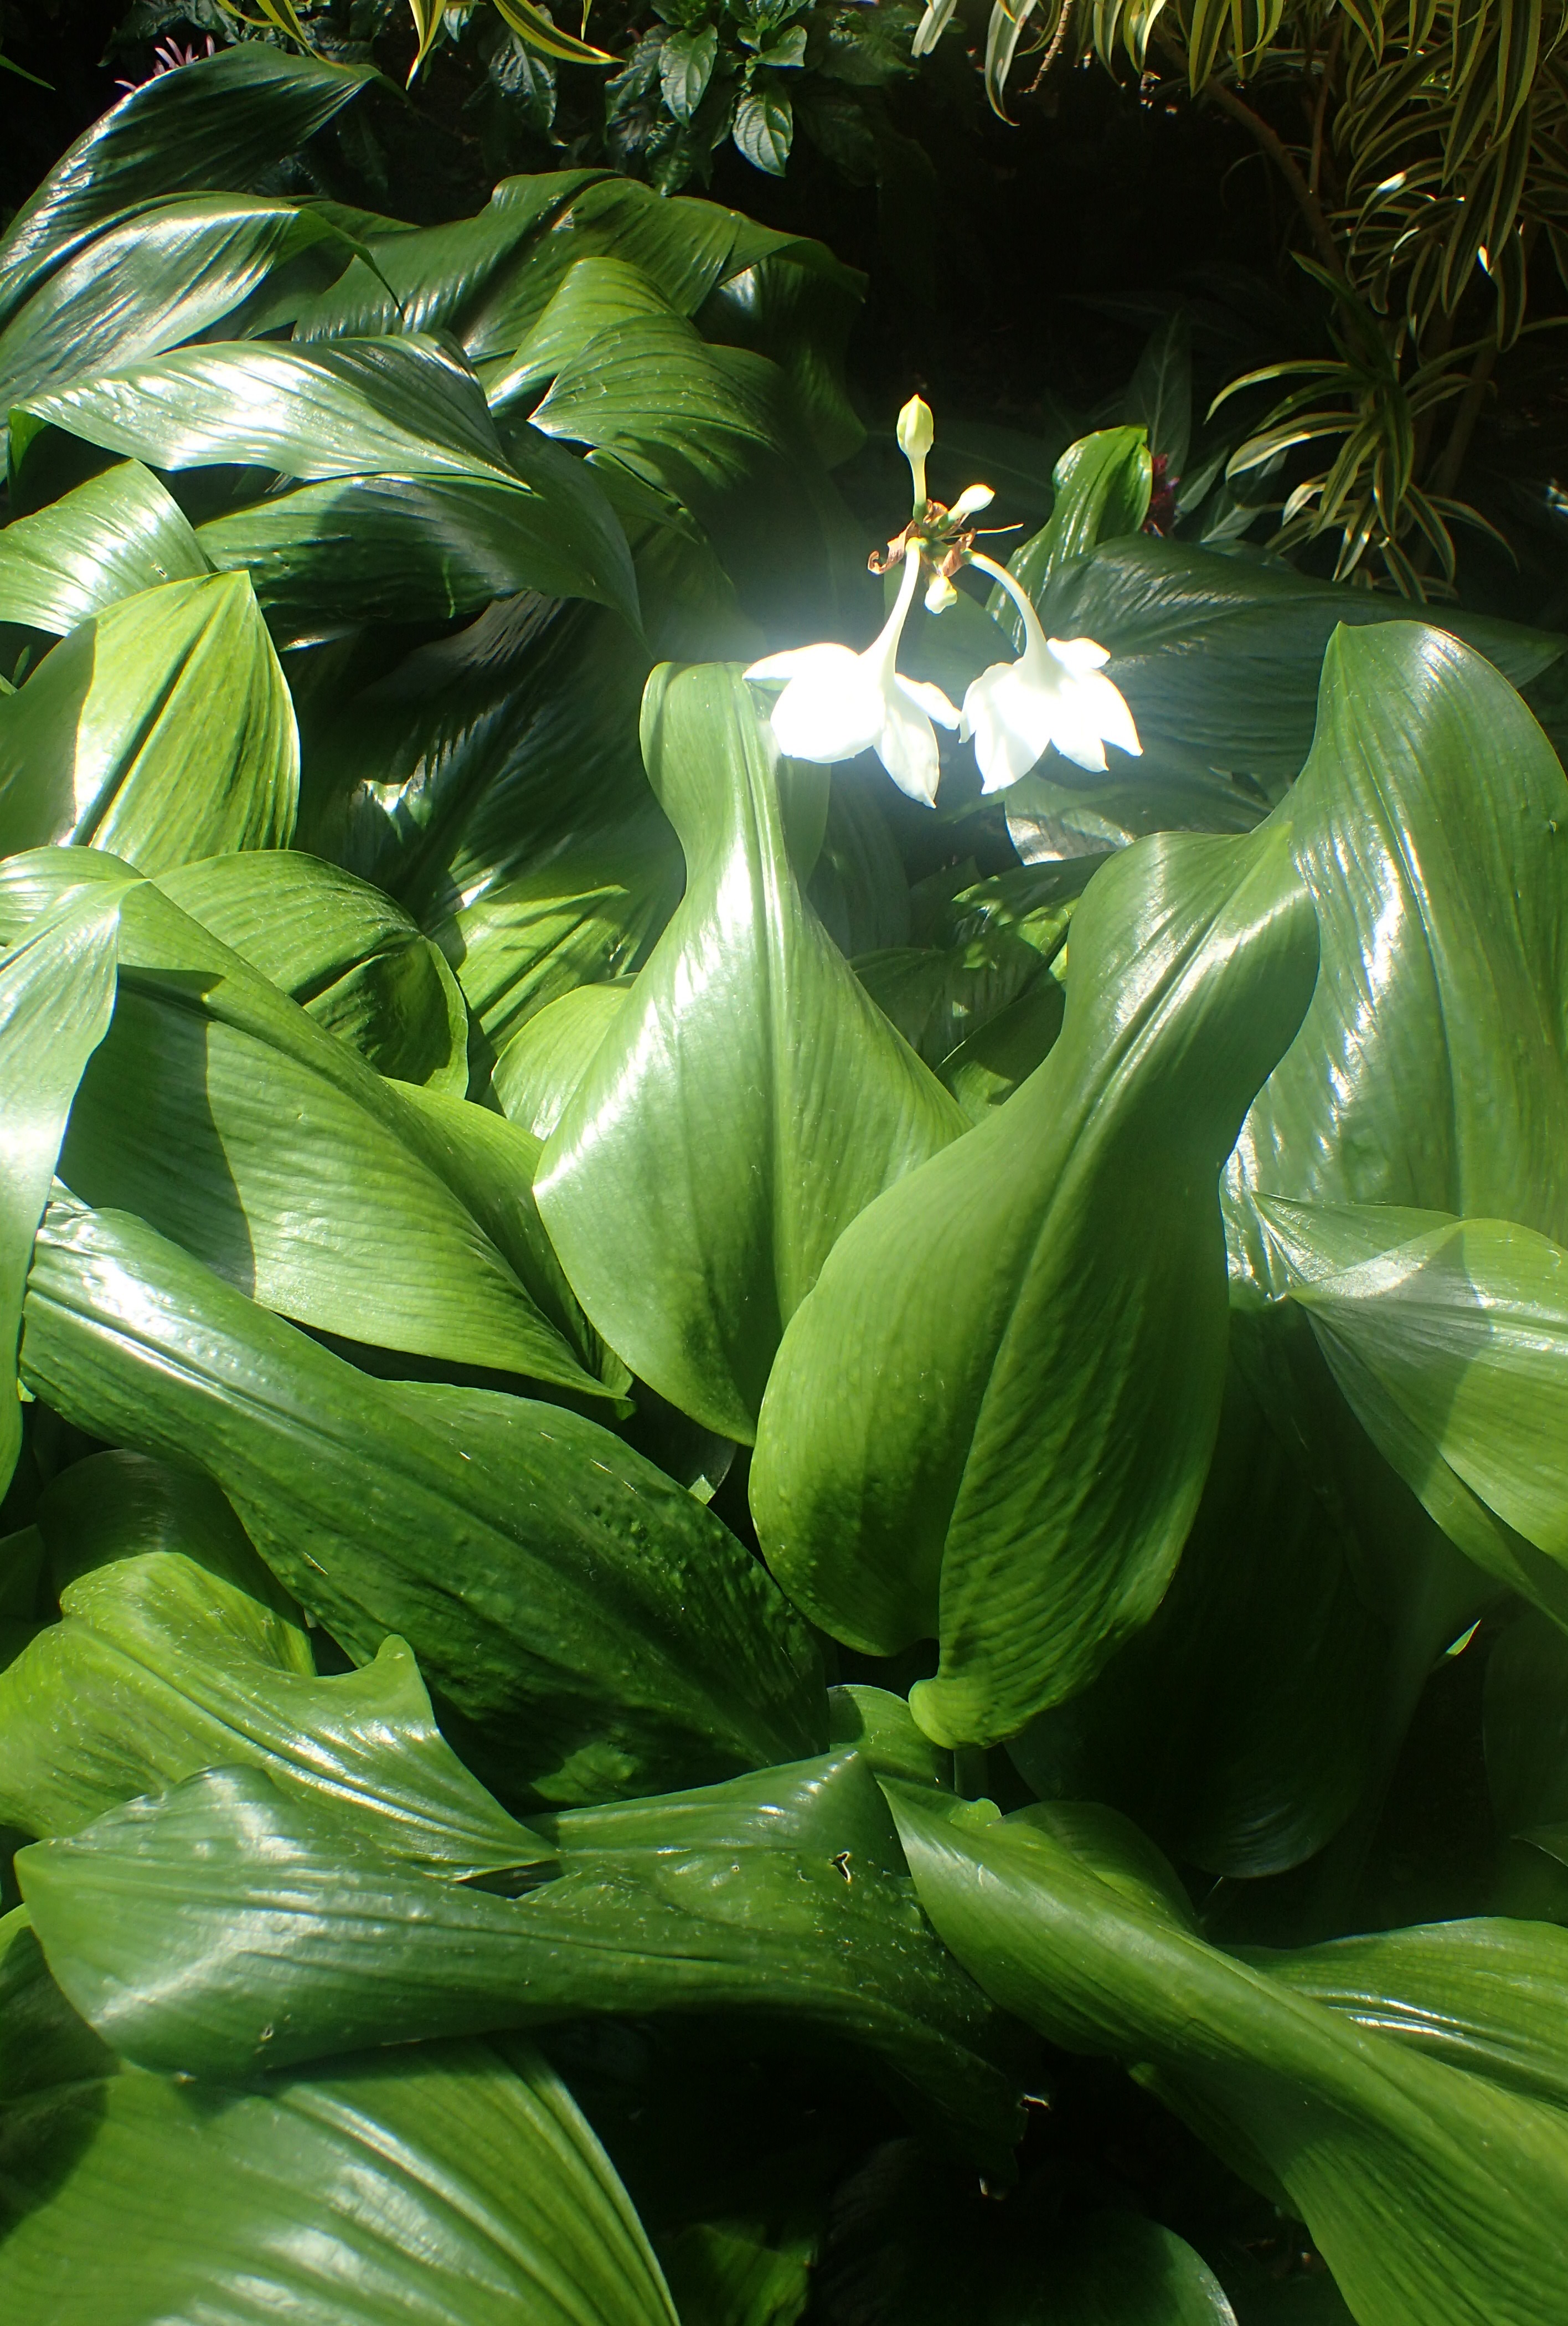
[962,552,1141,791]
[744,544,960,807]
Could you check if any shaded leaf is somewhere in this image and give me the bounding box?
[20,1195,826,1805]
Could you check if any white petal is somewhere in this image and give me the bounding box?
[896,673,961,729]
[962,666,1053,792]
[875,692,942,806]
[768,651,885,764]
[745,642,852,683]
[1076,668,1142,758]
[1047,636,1111,672]
[1049,681,1110,773]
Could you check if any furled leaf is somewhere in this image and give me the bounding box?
[0,1447,548,1879]
[538,664,967,1442]
[1227,623,1568,1267]
[0,575,297,872]
[889,1787,1568,2326]
[994,426,1152,637]
[20,1195,826,1804]
[1257,1201,1568,1598]
[752,814,1318,1747]
[0,460,207,635]
[157,850,470,1093]
[0,887,121,1498]
[0,1945,679,2326]
[18,1750,1023,2168]
[0,49,373,335]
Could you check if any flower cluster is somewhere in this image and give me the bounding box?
[745,396,1140,806]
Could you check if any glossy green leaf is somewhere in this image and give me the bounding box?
[538,664,966,1442]
[386,1077,628,1397]
[733,91,795,177]
[0,197,343,415]
[752,815,1318,1747]
[19,1751,1024,2167]
[0,49,373,335]
[1035,537,1562,794]
[16,335,637,626]
[889,1788,1568,2326]
[43,867,599,1393]
[157,850,469,1093]
[1227,623,1568,1264]
[0,1447,548,1879]
[0,460,206,635]
[20,1196,826,1805]
[1258,1201,1568,1595]
[288,173,600,343]
[852,861,1082,1071]
[0,575,297,872]
[0,887,121,1499]
[493,980,633,1138]
[438,828,681,1052]
[0,1960,679,2326]
[994,426,1152,640]
[521,261,788,520]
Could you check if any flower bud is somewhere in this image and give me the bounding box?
[896,394,935,513]
[925,571,959,614]
[948,482,996,523]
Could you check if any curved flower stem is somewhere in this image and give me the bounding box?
[966,549,1044,657]
[867,543,926,678]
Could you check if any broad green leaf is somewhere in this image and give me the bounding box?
[804,770,911,956]
[157,849,470,1093]
[17,336,638,626]
[493,980,633,1138]
[18,1750,1023,2167]
[661,27,719,122]
[733,91,795,177]
[0,1447,548,1879]
[462,178,749,363]
[1035,537,1561,794]
[437,828,681,1051]
[888,1788,1568,2326]
[520,261,788,522]
[1227,624,1568,1267]
[697,238,866,469]
[0,49,373,333]
[752,815,1318,1747]
[1259,1201,1568,1592]
[0,888,121,1498]
[538,664,967,1442]
[388,1077,628,1397]
[51,877,601,1393]
[1007,1366,1385,1879]
[289,171,602,343]
[0,1984,679,2326]
[0,460,206,635]
[20,1196,827,1805]
[0,197,344,414]
[0,574,297,872]
[197,432,637,635]
[993,426,1152,640]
